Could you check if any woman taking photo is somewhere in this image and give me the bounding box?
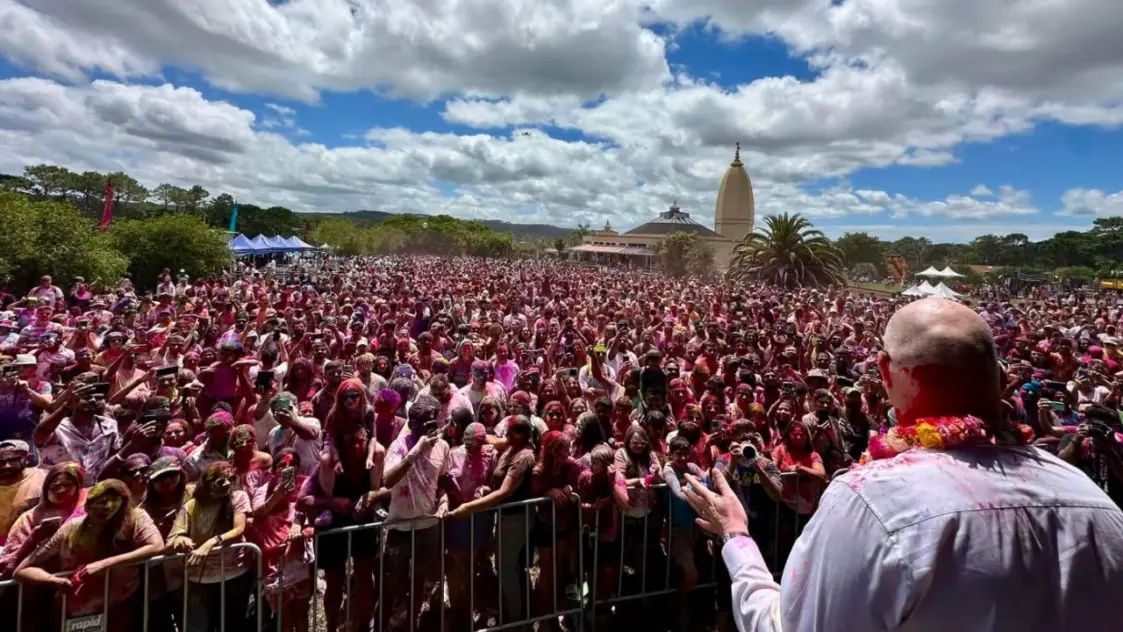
[447,415,536,626]
[0,462,86,578]
[15,479,163,632]
[250,449,312,632]
[165,462,253,632]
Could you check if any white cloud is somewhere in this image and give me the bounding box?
[1060,188,1123,217]
[0,0,669,102]
[970,184,994,197]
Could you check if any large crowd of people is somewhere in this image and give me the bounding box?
[0,256,1121,632]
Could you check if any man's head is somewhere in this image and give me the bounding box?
[0,439,30,484]
[879,298,1002,426]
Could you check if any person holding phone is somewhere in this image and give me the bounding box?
[250,449,312,632]
[383,396,452,632]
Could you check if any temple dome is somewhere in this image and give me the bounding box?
[714,143,755,243]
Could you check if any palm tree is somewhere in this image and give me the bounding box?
[728,213,845,288]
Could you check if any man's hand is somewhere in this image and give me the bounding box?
[683,472,748,537]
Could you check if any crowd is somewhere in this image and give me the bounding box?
[0,256,1121,632]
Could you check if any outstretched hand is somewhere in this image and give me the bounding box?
[683,471,748,537]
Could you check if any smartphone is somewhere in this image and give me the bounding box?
[1043,380,1067,391]
[423,419,439,437]
[1049,401,1066,412]
[40,516,63,530]
[281,466,296,489]
[835,376,855,388]
[567,367,579,378]
[255,370,275,389]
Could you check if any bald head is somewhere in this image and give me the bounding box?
[879,298,1002,425]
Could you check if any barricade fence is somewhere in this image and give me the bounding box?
[0,473,826,632]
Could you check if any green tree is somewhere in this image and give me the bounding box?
[70,170,105,215]
[656,231,715,278]
[850,262,878,281]
[0,191,126,289]
[153,183,177,211]
[834,232,887,274]
[891,236,932,268]
[186,185,210,214]
[728,213,844,288]
[566,222,591,247]
[108,172,150,206]
[23,164,74,199]
[107,214,229,290]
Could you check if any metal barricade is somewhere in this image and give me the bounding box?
[7,541,263,632]
[582,483,718,630]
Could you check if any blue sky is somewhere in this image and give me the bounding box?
[0,0,1119,243]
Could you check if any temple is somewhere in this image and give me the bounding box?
[571,144,755,268]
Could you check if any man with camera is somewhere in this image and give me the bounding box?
[0,355,52,448]
[1058,404,1123,507]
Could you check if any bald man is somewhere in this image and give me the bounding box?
[686,298,1123,632]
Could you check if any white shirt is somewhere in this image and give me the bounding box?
[723,446,1123,632]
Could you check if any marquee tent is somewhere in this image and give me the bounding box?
[930,282,964,299]
[916,266,942,278]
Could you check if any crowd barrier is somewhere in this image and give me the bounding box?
[0,472,827,632]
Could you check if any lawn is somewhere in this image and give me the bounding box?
[847,281,902,296]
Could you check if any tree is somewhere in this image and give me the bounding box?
[566,222,592,247]
[108,172,150,206]
[655,231,715,278]
[0,191,127,289]
[153,184,178,211]
[970,234,1003,265]
[553,238,569,260]
[834,232,887,275]
[107,214,229,290]
[186,185,210,214]
[891,236,932,268]
[728,213,844,288]
[23,164,74,199]
[850,262,878,281]
[70,170,105,215]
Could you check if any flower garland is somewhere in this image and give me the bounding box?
[864,415,1034,463]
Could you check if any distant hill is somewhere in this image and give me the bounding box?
[299,209,573,241]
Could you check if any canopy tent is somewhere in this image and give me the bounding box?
[901,285,928,297]
[916,266,942,278]
[262,235,290,252]
[247,234,275,254]
[936,266,964,278]
[286,235,317,251]
[930,282,964,299]
[916,280,936,294]
[227,233,258,256]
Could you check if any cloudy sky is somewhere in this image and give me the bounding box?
[0,0,1121,242]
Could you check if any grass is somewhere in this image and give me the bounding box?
[847,281,902,296]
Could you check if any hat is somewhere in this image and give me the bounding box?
[806,369,829,380]
[393,364,415,379]
[1103,337,1119,347]
[10,354,36,367]
[0,439,30,454]
[149,456,183,480]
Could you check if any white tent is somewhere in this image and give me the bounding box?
[916,266,942,278]
[916,280,936,294]
[901,285,927,296]
[936,266,964,278]
[930,282,963,299]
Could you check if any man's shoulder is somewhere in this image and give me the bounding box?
[831,446,1120,533]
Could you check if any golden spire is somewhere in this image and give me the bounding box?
[731,142,743,167]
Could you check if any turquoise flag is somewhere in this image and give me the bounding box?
[228,202,239,233]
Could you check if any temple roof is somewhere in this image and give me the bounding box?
[623,201,720,237]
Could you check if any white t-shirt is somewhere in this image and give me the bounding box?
[267,416,323,477]
[385,432,451,531]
